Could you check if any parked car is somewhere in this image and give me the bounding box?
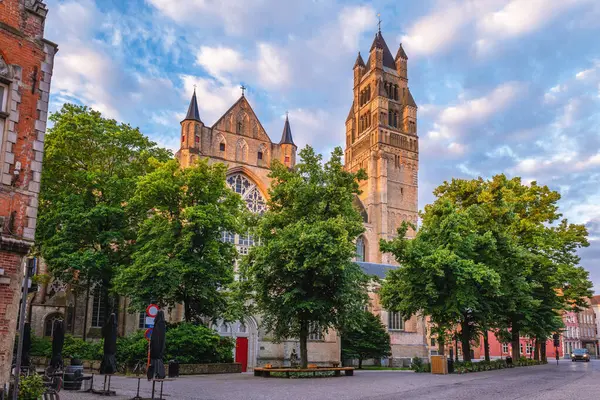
[571,348,590,362]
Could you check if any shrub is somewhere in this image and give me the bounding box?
[63,335,103,360]
[17,373,45,400]
[410,356,423,371]
[29,323,235,367]
[117,331,148,368]
[30,335,52,358]
[166,323,234,364]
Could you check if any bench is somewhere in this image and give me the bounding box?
[254,367,354,378]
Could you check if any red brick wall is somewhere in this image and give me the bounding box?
[0,0,55,389]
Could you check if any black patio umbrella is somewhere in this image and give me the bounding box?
[100,313,118,374]
[21,322,31,367]
[147,310,166,380]
[50,320,65,370]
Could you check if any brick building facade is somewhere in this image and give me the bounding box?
[0,0,57,390]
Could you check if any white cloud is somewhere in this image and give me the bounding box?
[195,46,246,82]
[338,5,377,50]
[439,82,524,126]
[400,2,472,57]
[479,0,592,38]
[448,142,467,155]
[401,0,596,57]
[257,43,290,88]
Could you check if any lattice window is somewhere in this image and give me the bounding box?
[388,312,404,331]
[309,322,324,341]
[356,236,365,262]
[91,289,106,328]
[44,313,64,337]
[502,343,509,353]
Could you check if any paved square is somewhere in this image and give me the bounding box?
[59,360,600,400]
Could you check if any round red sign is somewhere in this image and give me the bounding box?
[146,304,158,318]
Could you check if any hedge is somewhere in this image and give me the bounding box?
[29,323,234,368]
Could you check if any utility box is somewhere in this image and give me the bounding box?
[430,355,448,374]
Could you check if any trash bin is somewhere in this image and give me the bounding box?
[168,360,179,378]
[506,356,512,366]
[63,365,84,390]
[447,358,454,374]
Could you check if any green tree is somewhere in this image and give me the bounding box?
[380,200,503,361]
[37,104,170,331]
[241,146,369,368]
[341,311,391,368]
[113,158,245,322]
[426,175,592,360]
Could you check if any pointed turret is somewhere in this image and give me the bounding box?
[354,52,365,69]
[178,89,204,168]
[395,43,408,81]
[279,113,297,168]
[280,114,295,145]
[395,43,408,61]
[182,89,202,122]
[366,31,396,70]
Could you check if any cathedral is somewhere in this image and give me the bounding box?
[28,28,427,371]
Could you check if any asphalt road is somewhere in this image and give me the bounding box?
[60,359,600,400]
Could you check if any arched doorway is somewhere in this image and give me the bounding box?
[214,317,259,372]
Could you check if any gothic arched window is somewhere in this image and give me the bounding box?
[226,173,266,215]
[44,313,64,337]
[356,236,366,262]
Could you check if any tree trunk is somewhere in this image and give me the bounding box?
[454,333,459,362]
[460,320,472,362]
[83,280,91,341]
[484,331,490,362]
[358,358,363,369]
[511,321,520,360]
[184,297,191,322]
[541,340,547,363]
[300,320,309,368]
[534,339,540,361]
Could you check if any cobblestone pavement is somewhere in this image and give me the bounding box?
[59,360,600,400]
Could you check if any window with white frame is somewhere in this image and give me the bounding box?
[520,343,523,354]
[388,312,404,331]
[0,83,8,113]
[308,322,324,341]
[91,289,106,328]
[526,342,533,354]
[502,343,509,353]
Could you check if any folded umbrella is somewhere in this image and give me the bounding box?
[50,320,64,370]
[147,310,166,380]
[100,313,118,374]
[22,322,31,368]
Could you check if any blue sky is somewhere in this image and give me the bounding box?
[44,0,600,291]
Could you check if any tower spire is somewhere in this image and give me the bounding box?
[280,113,295,145]
[183,89,201,122]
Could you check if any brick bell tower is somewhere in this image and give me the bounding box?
[178,89,204,168]
[344,28,419,264]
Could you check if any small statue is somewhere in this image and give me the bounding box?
[290,348,299,368]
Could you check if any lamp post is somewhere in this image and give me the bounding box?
[13,258,36,400]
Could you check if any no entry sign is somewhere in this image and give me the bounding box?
[146,304,159,318]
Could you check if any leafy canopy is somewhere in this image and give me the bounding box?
[113,158,246,322]
[37,104,171,288]
[241,146,369,365]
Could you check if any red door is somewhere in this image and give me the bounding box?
[235,337,249,372]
